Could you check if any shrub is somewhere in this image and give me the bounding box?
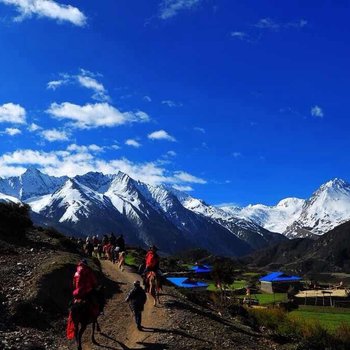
[0,203,32,240]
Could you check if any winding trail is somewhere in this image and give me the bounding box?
[82,260,167,350]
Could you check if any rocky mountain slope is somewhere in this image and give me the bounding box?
[244,220,350,274]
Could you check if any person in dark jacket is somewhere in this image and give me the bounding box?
[116,234,125,252]
[125,281,147,330]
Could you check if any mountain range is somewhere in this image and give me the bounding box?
[1,168,350,256]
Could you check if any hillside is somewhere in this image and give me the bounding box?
[244,220,350,275]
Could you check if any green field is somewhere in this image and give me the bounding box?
[236,292,288,305]
[289,306,350,330]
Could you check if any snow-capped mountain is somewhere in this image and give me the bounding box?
[2,168,348,254]
[171,192,286,249]
[284,178,350,238]
[218,178,350,239]
[220,198,305,233]
[0,167,66,200]
[10,169,252,256]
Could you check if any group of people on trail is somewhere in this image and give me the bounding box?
[84,233,125,266]
[68,242,162,338]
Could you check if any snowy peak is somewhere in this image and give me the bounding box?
[0,167,67,200]
[284,178,350,237]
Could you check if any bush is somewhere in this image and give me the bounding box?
[0,203,32,240]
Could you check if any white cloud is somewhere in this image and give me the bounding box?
[194,127,205,133]
[148,130,176,142]
[77,74,109,102]
[0,103,26,124]
[172,185,193,192]
[47,69,109,101]
[41,129,69,142]
[231,31,248,40]
[47,102,150,129]
[28,123,41,132]
[159,0,202,20]
[174,171,206,184]
[1,0,87,26]
[161,100,182,107]
[0,148,207,188]
[67,144,104,153]
[255,18,280,30]
[125,139,141,148]
[4,127,21,136]
[47,79,67,90]
[311,105,324,118]
[166,150,177,157]
[255,18,308,31]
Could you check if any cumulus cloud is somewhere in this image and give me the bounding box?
[148,130,176,142]
[125,139,141,148]
[41,129,69,142]
[311,105,324,118]
[0,0,87,26]
[47,102,150,129]
[4,127,21,136]
[159,0,202,20]
[0,103,26,124]
[0,148,207,188]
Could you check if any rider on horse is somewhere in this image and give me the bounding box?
[72,259,100,317]
[143,245,162,290]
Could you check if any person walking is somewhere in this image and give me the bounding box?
[125,281,147,330]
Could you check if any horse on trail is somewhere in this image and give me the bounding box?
[67,287,105,350]
[146,271,161,306]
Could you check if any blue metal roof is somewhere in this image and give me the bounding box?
[189,264,213,273]
[167,277,208,289]
[259,271,301,282]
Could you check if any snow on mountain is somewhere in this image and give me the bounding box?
[4,167,350,254]
[173,192,286,249]
[220,197,305,234]
[0,167,66,200]
[0,192,21,204]
[284,178,350,238]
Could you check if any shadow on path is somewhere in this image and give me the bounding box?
[97,332,169,350]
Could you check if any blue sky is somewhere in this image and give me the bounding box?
[0,0,349,206]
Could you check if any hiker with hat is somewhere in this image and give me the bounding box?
[125,281,147,330]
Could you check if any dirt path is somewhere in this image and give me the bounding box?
[82,261,167,350]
